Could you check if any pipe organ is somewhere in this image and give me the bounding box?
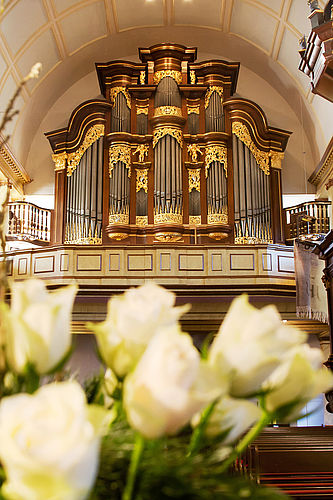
[46,44,291,245]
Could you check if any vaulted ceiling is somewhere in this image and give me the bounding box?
[0,0,332,199]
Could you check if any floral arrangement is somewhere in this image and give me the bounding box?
[0,270,332,499]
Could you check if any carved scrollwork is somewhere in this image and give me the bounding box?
[136,105,148,115]
[109,213,129,224]
[232,121,270,175]
[205,86,224,109]
[188,169,200,192]
[109,144,131,177]
[153,127,183,148]
[153,70,182,86]
[189,215,201,225]
[190,70,196,85]
[207,208,228,225]
[109,87,131,109]
[153,106,182,118]
[140,70,146,85]
[52,152,67,172]
[67,124,105,176]
[136,169,148,193]
[186,102,200,115]
[270,151,284,169]
[205,145,227,177]
[136,216,148,226]
[154,211,183,224]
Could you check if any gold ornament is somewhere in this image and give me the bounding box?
[188,169,200,192]
[136,105,149,115]
[154,211,183,224]
[153,106,182,117]
[205,145,228,177]
[186,103,200,115]
[190,70,196,85]
[136,169,148,192]
[52,152,67,171]
[232,122,270,175]
[234,236,272,244]
[136,216,148,226]
[207,209,228,225]
[189,215,201,225]
[140,70,146,85]
[133,144,149,163]
[155,232,183,242]
[109,87,131,109]
[187,144,203,163]
[64,225,102,245]
[153,127,183,148]
[205,86,224,109]
[108,233,128,241]
[270,151,284,169]
[153,70,182,86]
[109,213,129,224]
[67,124,104,176]
[208,232,228,241]
[109,144,131,177]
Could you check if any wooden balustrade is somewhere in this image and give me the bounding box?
[284,199,331,241]
[6,201,53,245]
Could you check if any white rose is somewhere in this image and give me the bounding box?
[88,282,189,377]
[124,325,226,439]
[208,295,306,397]
[3,279,77,374]
[0,381,107,500]
[193,396,262,445]
[264,345,333,421]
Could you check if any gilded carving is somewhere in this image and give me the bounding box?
[109,144,131,177]
[67,124,104,176]
[208,232,228,241]
[153,127,183,148]
[235,236,273,244]
[205,145,228,177]
[189,215,201,225]
[188,169,200,192]
[154,211,183,224]
[136,169,148,193]
[136,105,148,115]
[232,122,270,175]
[65,225,102,245]
[205,86,224,109]
[153,70,182,86]
[109,87,131,109]
[190,70,196,85]
[136,216,148,226]
[108,233,128,241]
[133,144,149,163]
[270,151,284,170]
[109,213,129,224]
[52,152,67,172]
[140,70,146,85]
[155,232,183,242]
[186,103,200,115]
[207,210,228,225]
[153,106,182,118]
[187,144,203,163]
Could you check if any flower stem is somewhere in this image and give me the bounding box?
[122,433,145,500]
[187,401,216,457]
[219,410,271,474]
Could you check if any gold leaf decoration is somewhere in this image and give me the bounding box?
[204,86,224,109]
[109,213,129,224]
[232,121,270,175]
[136,169,148,193]
[189,215,201,225]
[140,70,146,85]
[52,152,67,172]
[153,127,183,148]
[205,145,227,177]
[270,151,284,169]
[133,144,149,163]
[190,70,196,85]
[153,106,182,118]
[154,211,183,224]
[153,70,182,86]
[136,216,148,226]
[187,144,203,163]
[186,103,200,115]
[109,87,131,109]
[188,169,200,192]
[136,105,148,115]
[67,124,105,176]
[109,144,131,177]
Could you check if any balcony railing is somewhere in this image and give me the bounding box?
[284,199,331,241]
[6,201,53,245]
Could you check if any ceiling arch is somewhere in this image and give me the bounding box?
[0,0,332,199]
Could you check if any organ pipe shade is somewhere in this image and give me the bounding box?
[206,161,227,216]
[232,134,272,242]
[205,92,224,132]
[66,137,104,243]
[154,135,182,215]
[109,162,130,219]
[155,77,182,107]
[111,92,131,132]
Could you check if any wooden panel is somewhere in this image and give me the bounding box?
[18,258,28,275]
[77,254,102,272]
[34,255,55,274]
[262,253,272,272]
[127,254,153,271]
[160,253,171,271]
[230,253,255,271]
[179,254,204,271]
[109,253,120,271]
[60,253,69,272]
[211,253,223,271]
[278,255,295,274]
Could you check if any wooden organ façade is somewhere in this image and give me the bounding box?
[46,44,291,246]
